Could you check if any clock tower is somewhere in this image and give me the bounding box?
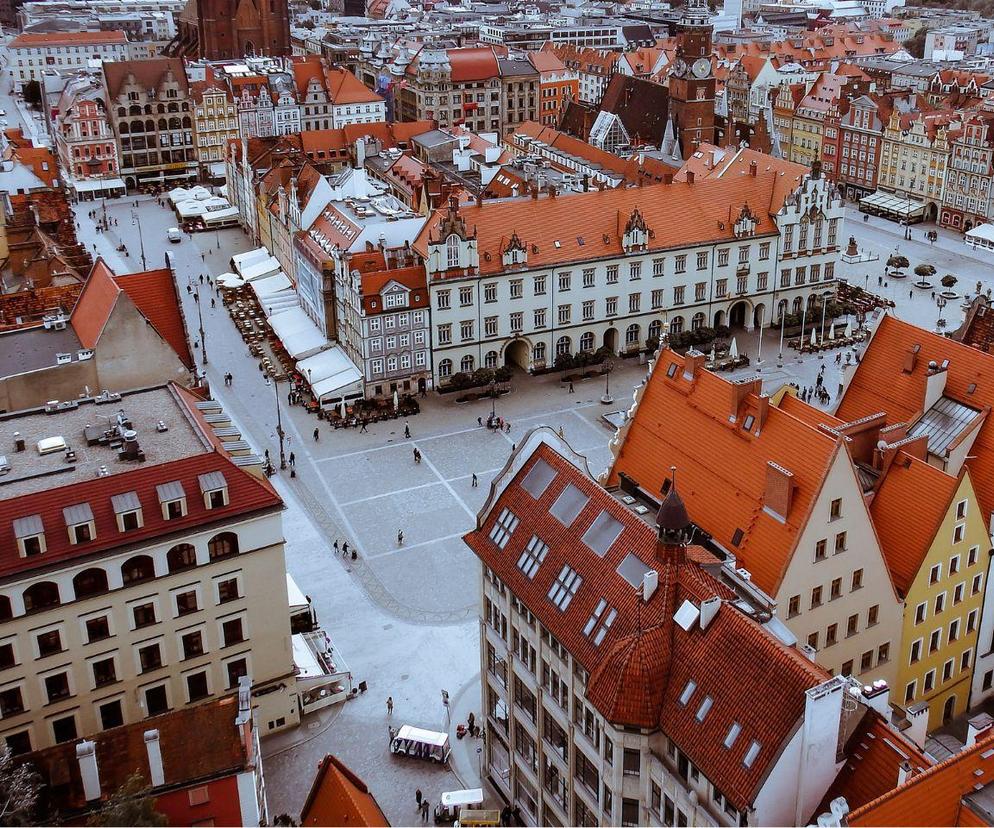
[668,0,716,153]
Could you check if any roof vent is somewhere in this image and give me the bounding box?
[37,436,67,455]
[0,456,9,476]
[673,599,699,631]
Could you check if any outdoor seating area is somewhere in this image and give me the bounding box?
[325,395,420,429]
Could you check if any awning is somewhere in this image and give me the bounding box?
[71,177,126,193]
[268,306,327,359]
[232,247,269,270]
[208,161,227,179]
[966,224,994,242]
[175,197,230,218]
[239,256,281,282]
[298,345,363,402]
[202,206,239,225]
[286,572,308,613]
[859,191,925,218]
[251,271,292,298]
[217,271,245,288]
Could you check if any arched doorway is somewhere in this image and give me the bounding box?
[942,695,956,725]
[729,300,753,331]
[504,338,529,370]
[754,303,766,329]
[713,310,725,329]
[603,327,618,354]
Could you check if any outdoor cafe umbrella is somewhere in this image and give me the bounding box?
[729,338,738,360]
[844,319,853,338]
[810,327,818,347]
[340,400,347,419]
[710,345,716,362]
[829,322,836,340]
[393,389,399,409]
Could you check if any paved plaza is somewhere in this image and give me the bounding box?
[64,188,994,823]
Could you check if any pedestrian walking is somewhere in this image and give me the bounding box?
[557,426,565,439]
[416,789,423,808]
[360,420,368,433]
[568,381,575,393]
[333,540,339,554]
[289,451,295,468]
[342,541,349,558]
[397,529,404,545]
[404,423,411,439]
[201,252,205,262]
[505,421,511,433]
[909,290,913,300]
[386,696,393,715]
[187,284,192,294]
[472,473,478,487]
[421,801,429,823]
[477,416,483,427]
[211,297,216,309]
[313,427,320,442]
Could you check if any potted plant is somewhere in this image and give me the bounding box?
[914,263,936,289]
[940,274,958,298]
[886,254,909,277]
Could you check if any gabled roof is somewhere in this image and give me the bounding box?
[300,755,389,827]
[113,268,194,370]
[10,30,127,48]
[606,349,841,596]
[464,436,828,810]
[102,57,188,101]
[71,258,120,349]
[849,731,994,826]
[837,314,994,529]
[325,66,383,106]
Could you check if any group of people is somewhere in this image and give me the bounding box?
[333,539,358,561]
[479,414,511,432]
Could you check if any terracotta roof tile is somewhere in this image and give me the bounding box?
[300,755,389,827]
[10,30,127,47]
[71,258,120,349]
[113,268,194,370]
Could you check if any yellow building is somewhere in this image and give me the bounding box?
[191,75,239,182]
[873,456,988,727]
[878,110,956,222]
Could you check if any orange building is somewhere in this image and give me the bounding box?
[529,51,578,127]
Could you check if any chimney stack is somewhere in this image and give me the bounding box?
[764,461,795,520]
[682,349,706,379]
[76,741,101,802]
[642,570,658,602]
[686,170,695,184]
[897,760,913,786]
[967,712,994,748]
[749,160,757,177]
[144,730,165,787]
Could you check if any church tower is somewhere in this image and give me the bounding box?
[668,0,716,153]
[197,0,291,60]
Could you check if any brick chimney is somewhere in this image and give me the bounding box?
[686,170,695,184]
[76,740,101,802]
[144,730,165,787]
[729,376,761,423]
[764,461,795,520]
[902,343,920,374]
[749,160,757,176]
[683,349,706,380]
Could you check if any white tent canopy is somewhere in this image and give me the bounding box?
[965,224,994,250]
[268,306,327,359]
[251,271,292,298]
[232,247,269,270]
[203,206,239,225]
[239,256,281,282]
[298,345,363,404]
[217,272,245,288]
[175,197,230,219]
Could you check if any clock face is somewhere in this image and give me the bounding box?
[672,58,688,78]
[692,58,711,79]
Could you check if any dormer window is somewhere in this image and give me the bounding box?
[199,471,229,510]
[157,481,187,520]
[384,291,408,309]
[111,492,143,532]
[63,503,95,545]
[12,515,45,558]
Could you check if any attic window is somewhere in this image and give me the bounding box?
[742,414,755,432]
[554,240,561,249]
[724,722,742,749]
[583,598,617,646]
[516,534,548,579]
[521,459,556,499]
[490,508,520,549]
[550,484,589,527]
[968,383,977,394]
[731,528,744,547]
[156,481,187,520]
[695,696,713,722]
[743,740,762,768]
[582,511,624,557]
[666,362,678,378]
[13,515,45,558]
[111,491,143,532]
[577,236,585,245]
[548,564,582,611]
[198,471,229,510]
[679,680,696,706]
[63,503,95,545]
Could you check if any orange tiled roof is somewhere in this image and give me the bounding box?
[114,268,194,370]
[606,350,843,596]
[849,731,994,826]
[300,755,388,827]
[325,67,382,105]
[528,50,567,74]
[10,30,127,48]
[464,439,828,810]
[70,258,120,349]
[837,314,994,535]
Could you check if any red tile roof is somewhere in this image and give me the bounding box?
[849,731,994,826]
[10,30,127,48]
[348,250,429,315]
[300,755,389,827]
[114,268,194,370]
[325,67,383,105]
[822,712,931,815]
[606,350,846,596]
[447,46,501,82]
[837,314,994,534]
[71,258,120,349]
[24,694,250,815]
[464,438,828,810]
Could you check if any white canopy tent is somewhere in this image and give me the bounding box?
[298,346,364,406]
[217,272,245,288]
[251,272,292,298]
[259,290,299,315]
[268,306,327,359]
[202,206,240,225]
[965,224,994,251]
[175,197,230,219]
[232,247,269,270]
[238,256,281,282]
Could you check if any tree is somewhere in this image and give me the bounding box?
[21,81,41,108]
[887,254,909,271]
[914,263,936,279]
[941,274,958,289]
[904,27,928,59]
[0,747,40,827]
[86,774,166,828]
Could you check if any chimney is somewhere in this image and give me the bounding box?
[924,360,948,412]
[749,160,757,176]
[76,740,101,802]
[902,344,920,374]
[860,679,890,717]
[699,596,720,630]
[683,349,706,380]
[475,192,483,207]
[531,184,538,200]
[729,376,761,423]
[756,394,770,429]
[904,701,929,749]
[686,170,695,184]
[355,139,366,167]
[966,712,994,747]
[764,461,795,520]
[897,760,913,786]
[13,432,24,452]
[642,570,658,602]
[663,173,673,184]
[144,730,165,787]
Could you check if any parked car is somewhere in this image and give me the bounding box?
[167,227,182,243]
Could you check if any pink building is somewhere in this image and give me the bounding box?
[55,74,124,199]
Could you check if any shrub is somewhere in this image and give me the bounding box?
[914,263,936,279]
[941,274,958,289]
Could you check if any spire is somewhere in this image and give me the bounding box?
[656,466,691,545]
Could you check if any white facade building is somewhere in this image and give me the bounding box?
[9,32,130,86]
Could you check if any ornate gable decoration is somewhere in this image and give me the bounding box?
[435,195,471,242]
[623,207,650,253]
[734,204,757,238]
[502,230,527,268]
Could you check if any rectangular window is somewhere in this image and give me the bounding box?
[696,251,708,270]
[652,259,664,277]
[924,669,935,693]
[133,603,156,629]
[630,262,642,280]
[715,278,727,298]
[718,249,729,267]
[868,604,879,626]
[37,630,62,658]
[852,569,863,591]
[788,595,800,617]
[629,293,640,313]
[810,586,822,608]
[459,287,473,307]
[510,280,523,299]
[582,300,595,321]
[222,618,244,647]
[558,304,571,325]
[826,624,837,647]
[558,272,571,291]
[181,631,205,660]
[815,539,827,561]
[533,275,546,295]
[846,614,859,637]
[186,671,209,701]
[139,643,162,672]
[929,629,941,654]
[831,578,842,600]
[217,578,240,603]
[673,286,685,305]
[45,672,70,703]
[835,532,847,553]
[548,564,582,610]
[674,255,686,274]
[695,282,707,302]
[534,308,546,328]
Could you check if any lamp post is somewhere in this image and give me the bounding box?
[936,296,947,333]
[778,306,785,368]
[195,285,208,366]
[600,357,614,405]
[489,379,497,420]
[272,377,287,470]
[130,209,147,270]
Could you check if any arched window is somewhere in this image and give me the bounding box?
[129,104,142,116]
[121,555,155,585]
[438,358,453,378]
[445,234,460,269]
[0,596,10,622]
[158,118,167,131]
[143,104,152,114]
[157,104,165,114]
[648,319,662,343]
[119,122,130,135]
[117,107,126,118]
[208,532,239,561]
[167,543,197,573]
[145,119,154,132]
[777,299,789,319]
[168,116,181,130]
[23,582,60,614]
[792,297,803,314]
[670,316,684,334]
[579,332,595,352]
[182,116,192,129]
[484,350,498,368]
[460,354,475,373]
[73,568,108,599]
[167,102,179,113]
[533,342,546,362]
[556,336,571,356]
[691,312,705,331]
[626,324,641,344]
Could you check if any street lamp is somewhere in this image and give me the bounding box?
[130,209,147,270]
[489,379,497,420]
[272,376,287,470]
[600,358,614,405]
[195,285,208,366]
[936,296,947,333]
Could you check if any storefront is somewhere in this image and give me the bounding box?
[858,191,926,224]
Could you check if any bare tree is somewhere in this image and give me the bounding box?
[86,773,166,828]
[0,747,40,827]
